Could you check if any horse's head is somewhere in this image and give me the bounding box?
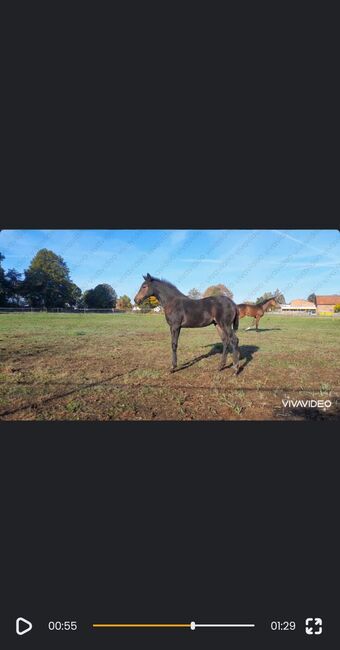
[268,297,278,309]
[134,273,154,304]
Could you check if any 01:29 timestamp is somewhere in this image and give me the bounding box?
[270,621,296,631]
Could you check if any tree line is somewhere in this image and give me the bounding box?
[0,247,286,310]
[188,285,286,306]
[0,248,162,310]
[0,249,114,309]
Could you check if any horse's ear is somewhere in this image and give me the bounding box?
[145,273,152,281]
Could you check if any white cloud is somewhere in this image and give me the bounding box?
[272,229,340,261]
[181,257,222,263]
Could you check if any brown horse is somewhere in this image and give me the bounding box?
[237,297,278,331]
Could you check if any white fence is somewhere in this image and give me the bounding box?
[263,310,340,317]
[0,307,337,317]
[0,307,154,314]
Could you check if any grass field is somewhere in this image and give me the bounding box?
[0,313,339,420]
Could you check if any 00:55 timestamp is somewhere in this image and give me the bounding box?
[48,621,77,631]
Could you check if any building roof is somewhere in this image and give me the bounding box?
[290,299,316,308]
[315,295,340,305]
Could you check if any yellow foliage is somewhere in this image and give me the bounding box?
[148,296,159,306]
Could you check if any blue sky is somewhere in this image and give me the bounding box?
[1,229,339,303]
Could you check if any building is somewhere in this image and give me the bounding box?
[281,299,316,313]
[315,295,340,314]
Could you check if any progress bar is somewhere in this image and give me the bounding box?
[92,623,190,627]
[92,621,255,630]
[192,623,255,629]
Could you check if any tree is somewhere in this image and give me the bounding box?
[188,288,201,300]
[334,304,340,313]
[274,288,285,304]
[0,253,23,306]
[308,293,316,304]
[82,290,94,307]
[116,295,132,310]
[140,295,160,310]
[203,284,233,299]
[83,283,117,309]
[67,283,82,308]
[268,289,286,305]
[23,249,81,308]
[148,296,159,307]
[4,269,23,305]
[140,298,151,311]
[0,253,6,306]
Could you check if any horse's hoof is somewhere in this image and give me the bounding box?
[170,367,176,373]
[219,364,225,371]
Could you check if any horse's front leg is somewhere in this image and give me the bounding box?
[170,326,181,372]
[246,317,256,331]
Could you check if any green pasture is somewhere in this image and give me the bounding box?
[0,313,339,420]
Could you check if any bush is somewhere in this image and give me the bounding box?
[334,304,340,313]
[116,295,132,310]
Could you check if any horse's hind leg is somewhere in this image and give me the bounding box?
[223,323,240,374]
[230,331,240,375]
[215,323,229,370]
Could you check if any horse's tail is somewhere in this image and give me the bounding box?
[233,307,239,331]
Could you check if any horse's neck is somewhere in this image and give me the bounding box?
[153,282,184,306]
[262,300,272,311]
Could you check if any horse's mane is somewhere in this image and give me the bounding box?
[257,296,275,306]
[149,276,186,296]
[238,297,275,308]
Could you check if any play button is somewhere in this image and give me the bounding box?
[16,617,33,636]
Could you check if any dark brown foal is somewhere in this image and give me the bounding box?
[135,274,241,374]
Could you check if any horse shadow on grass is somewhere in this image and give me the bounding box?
[173,343,259,373]
[243,327,281,332]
